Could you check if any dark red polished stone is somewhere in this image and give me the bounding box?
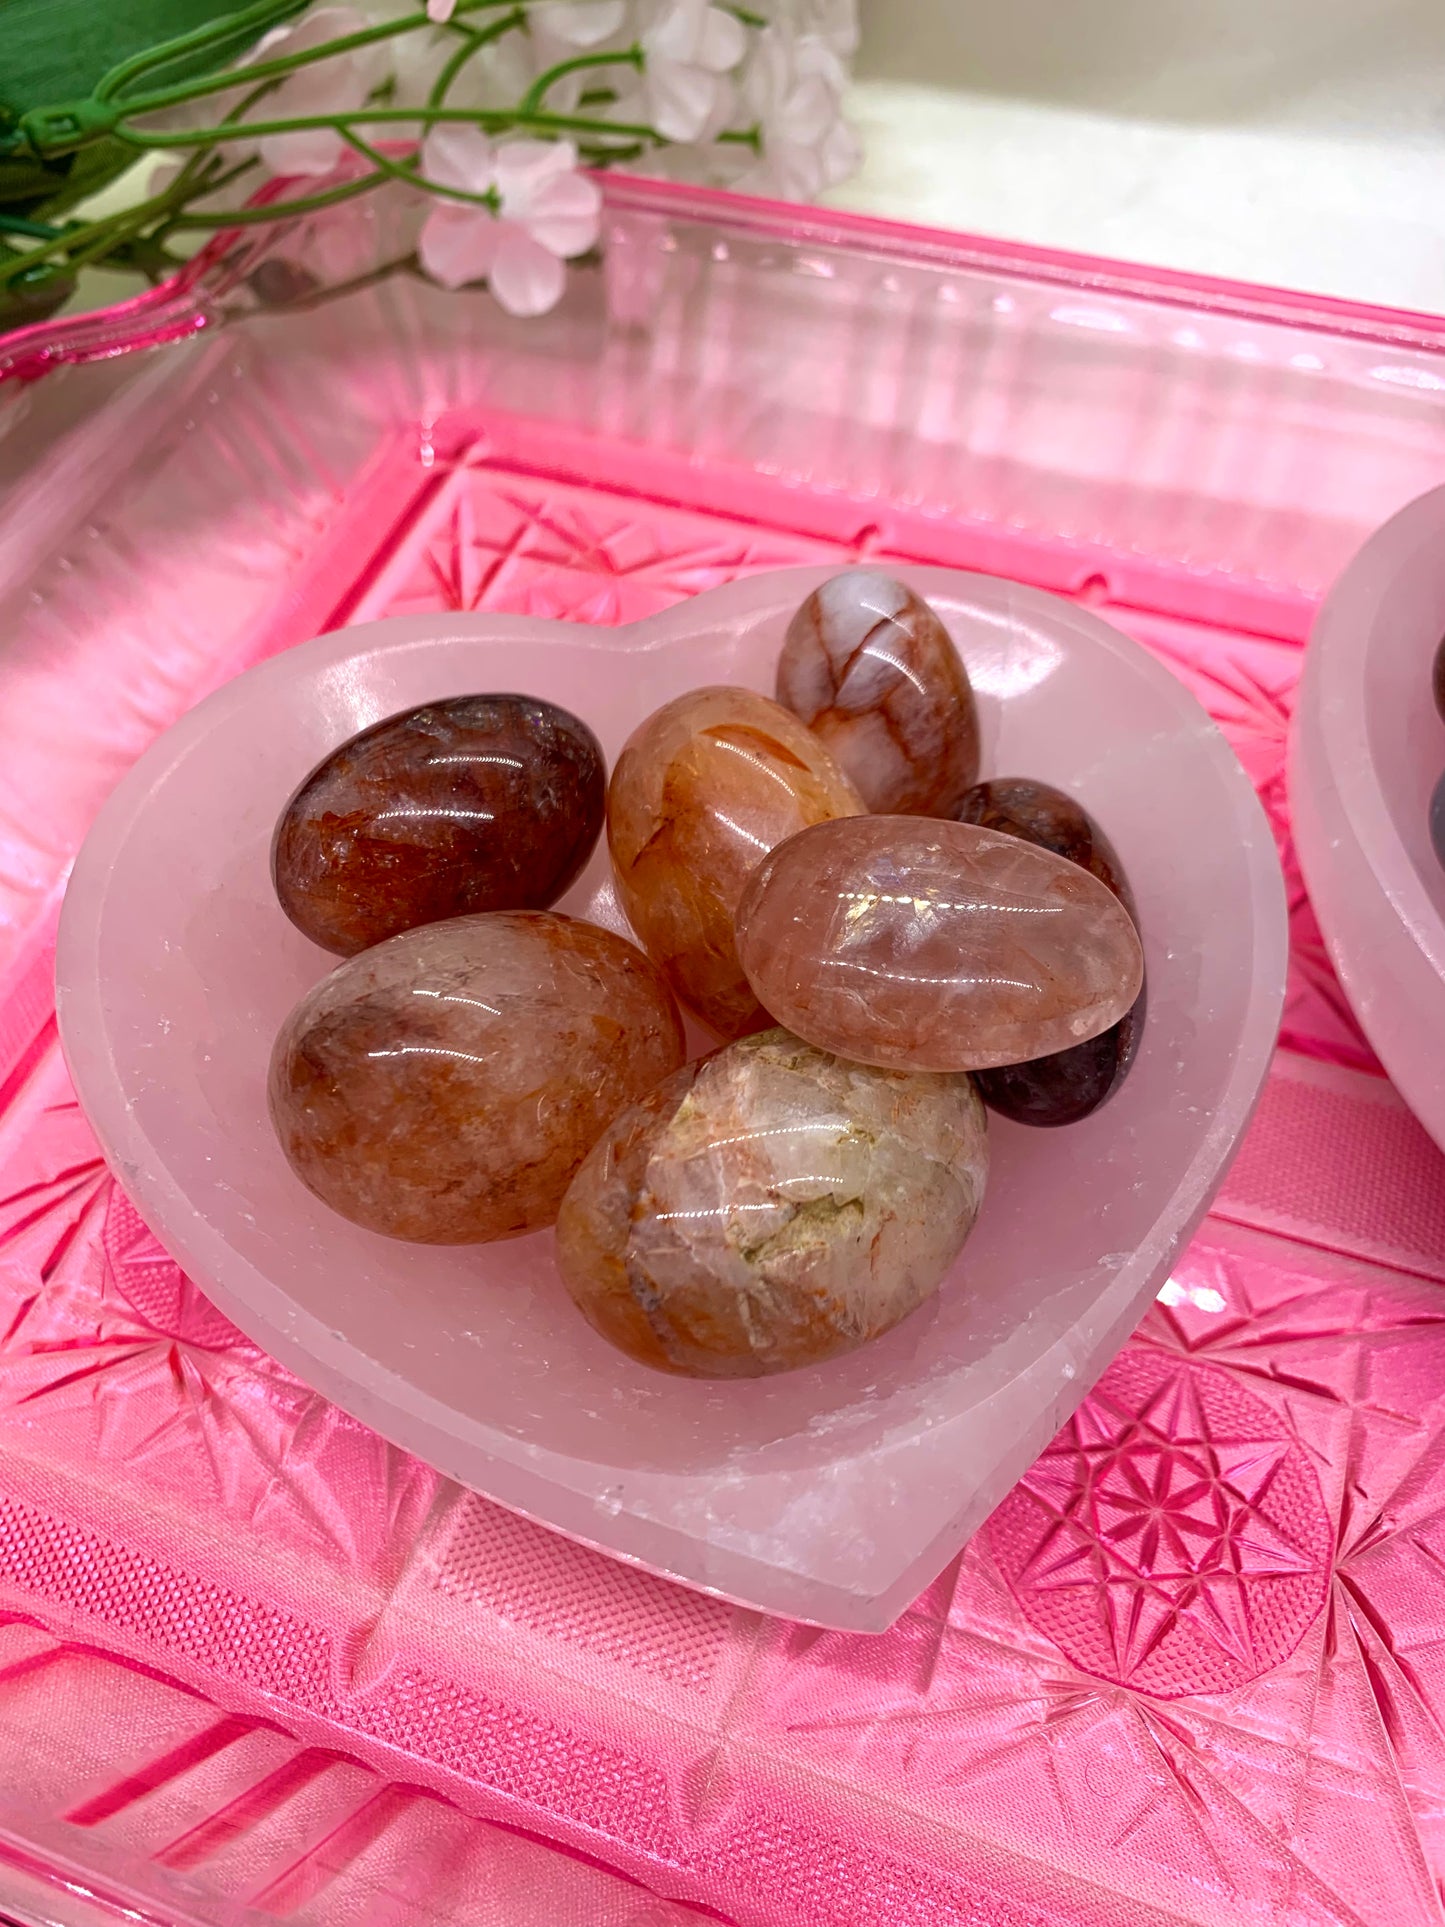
[273,694,605,956]
[1432,769,1445,872]
[953,777,1145,1127]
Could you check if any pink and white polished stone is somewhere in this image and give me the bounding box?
[776,570,980,816]
[736,815,1145,1073]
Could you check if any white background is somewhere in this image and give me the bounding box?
[833,0,1445,311]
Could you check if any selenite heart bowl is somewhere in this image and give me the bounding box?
[56,566,1286,1630]
[1292,485,1445,1155]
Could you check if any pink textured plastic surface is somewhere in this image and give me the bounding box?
[1291,483,1445,1150]
[6,180,1445,1926]
[54,582,1283,1631]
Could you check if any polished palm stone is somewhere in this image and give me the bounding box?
[556,1027,989,1377]
[955,777,1132,902]
[776,570,980,816]
[273,694,605,956]
[971,1011,1146,1128]
[735,815,1144,1072]
[955,777,1145,1125]
[269,911,684,1243]
[1432,769,1445,871]
[607,685,864,1038]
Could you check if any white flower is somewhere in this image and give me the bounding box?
[426,0,457,19]
[531,2,630,47]
[417,127,602,315]
[238,5,389,178]
[343,0,535,121]
[639,0,747,142]
[783,0,858,58]
[526,2,633,115]
[396,24,534,117]
[738,25,859,199]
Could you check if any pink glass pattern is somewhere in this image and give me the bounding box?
[4,183,1445,1926]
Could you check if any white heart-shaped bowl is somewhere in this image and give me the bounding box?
[56,567,1286,1631]
[1291,485,1445,1151]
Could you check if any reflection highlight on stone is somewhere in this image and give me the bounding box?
[557,1028,989,1377]
[736,816,1143,1072]
[607,685,863,1037]
[956,778,1146,1126]
[269,911,684,1242]
[273,694,606,956]
[776,571,980,815]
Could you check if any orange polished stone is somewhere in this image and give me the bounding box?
[269,911,684,1243]
[776,570,980,816]
[557,1028,989,1378]
[735,816,1144,1072]
[607,685,864,1037]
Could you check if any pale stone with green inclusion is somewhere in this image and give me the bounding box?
[557,1028,989,1378]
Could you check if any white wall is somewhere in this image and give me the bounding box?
[858,0,1444,130]
[834,0,1445,308]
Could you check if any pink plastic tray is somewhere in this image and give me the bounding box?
[5,178,1445,1927]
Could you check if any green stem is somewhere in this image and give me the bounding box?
[427,10,526,109]
[3,3,685,298]
[21,3,657,158]
[0,212,66,240]
[116,8,441,115]
[580,139,643,164]
[96,0,308,102]
[102,239,189,281]
[55,219,153,276]
[106,0,545,116]
[519,47,642,118]
[0,178,178,285]
[156,156,262,229]
[21,176,201,282]
[166,135,246,199]
[0,150,254,286]
[116,104,661,148]
[164,168,385,228]
[341,129,499,208]
[726,4,767,24]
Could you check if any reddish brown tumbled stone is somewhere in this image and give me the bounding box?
[955,778,1146,1126]
[776,570,980,816]
[607,685,864,1038]
[268,912,684,1242]
[273,694,605,956]
[955,779,1133,903]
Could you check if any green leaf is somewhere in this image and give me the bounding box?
[32,137,140,216]
[0,137,138,217]
[0,246,75,326]
[0,155,63,202]
[0,0,305,119]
